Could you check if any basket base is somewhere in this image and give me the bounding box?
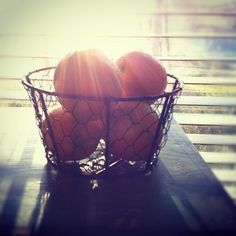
[48,157,157,178]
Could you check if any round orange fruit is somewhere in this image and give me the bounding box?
[41,107,102,161]
[109,103,162,161]
[54,49,122,123]
[116,51,167,99]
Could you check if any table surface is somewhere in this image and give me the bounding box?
[0,107,236,236]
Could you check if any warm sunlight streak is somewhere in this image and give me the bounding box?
[52,34,153,60]
[31,141,47,167]
[0,0,158,60]
[34,0,157,59]
[15,180,41,228]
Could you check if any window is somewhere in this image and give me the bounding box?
[0,0,236,203]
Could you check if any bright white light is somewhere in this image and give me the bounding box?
[38,0,157,59]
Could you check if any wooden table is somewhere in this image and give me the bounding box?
[0,108,236,236]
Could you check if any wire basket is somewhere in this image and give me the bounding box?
[22,67,183,177]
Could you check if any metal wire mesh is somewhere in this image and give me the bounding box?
[22,67,183,177]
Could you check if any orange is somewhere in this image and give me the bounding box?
[54,49,122,123]
[41,107,102,161]
[116,51,167,99]
[109,103,162,161]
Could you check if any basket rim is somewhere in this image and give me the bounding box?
[22,67,184,102]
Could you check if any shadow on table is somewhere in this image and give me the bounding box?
[30,162,192,236]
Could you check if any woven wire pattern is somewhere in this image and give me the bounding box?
[22,67,183,177]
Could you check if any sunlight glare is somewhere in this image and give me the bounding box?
[47,0,157,59]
